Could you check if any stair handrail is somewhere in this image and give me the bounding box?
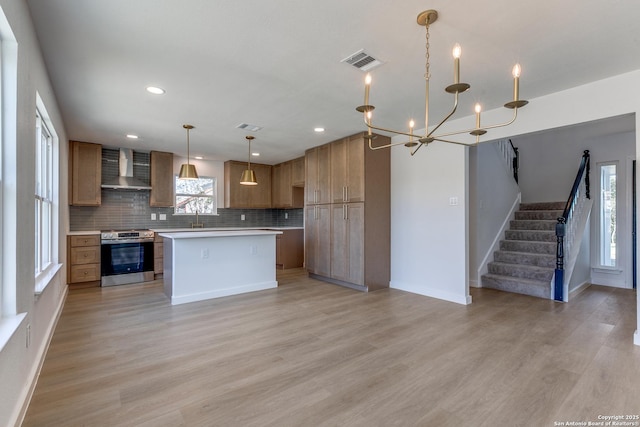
[496,138,519,184]
[554,150,590,301]
[509,139,519,184]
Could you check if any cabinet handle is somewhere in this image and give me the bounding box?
[345,186,349,202]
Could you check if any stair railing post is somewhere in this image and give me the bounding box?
[584,150,590,199]
[555,218,566,301]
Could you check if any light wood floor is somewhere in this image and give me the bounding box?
[23,269,639,426]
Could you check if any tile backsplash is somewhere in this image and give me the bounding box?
[70,189,303,231]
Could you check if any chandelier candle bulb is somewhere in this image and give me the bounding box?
[474,103,481,128]
[409,120,415,141]
[364,73,372,106]
[453,44,461,84]
[512,64,521,101]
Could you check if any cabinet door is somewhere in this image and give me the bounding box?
[330,203,365,286]
[224,161,252,208]
[250,163,272,208]
[150,151,174,207]
[345,202,365,286]
[272,163,283,207]
[331,138,348,203]
[305,205,331,276]
[70,141,102,206]
[346,136,365,202]
[291,156,305,187]
[305,148,318,205]
[316,144,331,204]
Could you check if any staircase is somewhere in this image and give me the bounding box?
[482,202,565,299]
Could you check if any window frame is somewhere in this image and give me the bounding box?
[174,175,218,216]
[597,161,618,269]
[34,95,60,294]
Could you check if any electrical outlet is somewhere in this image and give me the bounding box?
[201,248,209,259]
[151,213,157,220]
[285,212,288,219]
[241,214,245,221]
[250,245,257,255]
[449,197,459,206]
[159,213,167,221]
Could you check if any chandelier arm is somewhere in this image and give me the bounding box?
[431,137,478,146]
[368,137,418,151]
[364,120,417,140]
[410,142,426,156]
[425,92,460,138]
[432,108,519,140]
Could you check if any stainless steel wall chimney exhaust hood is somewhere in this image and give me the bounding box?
[101,148,152,190]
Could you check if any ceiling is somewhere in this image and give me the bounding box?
[26,0,640,165]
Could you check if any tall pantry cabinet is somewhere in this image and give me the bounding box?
[304,132,390,291]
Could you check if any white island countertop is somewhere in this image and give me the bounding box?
[158,230,283,239]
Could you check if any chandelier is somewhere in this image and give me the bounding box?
[356,9,528,155]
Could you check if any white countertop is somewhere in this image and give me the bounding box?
[68,226,303,236]
[67,230,101,235]
[151,226,303,233]
[159,229,283,239]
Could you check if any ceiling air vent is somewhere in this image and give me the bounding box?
[341,49,383,72]
[236,123,262,132]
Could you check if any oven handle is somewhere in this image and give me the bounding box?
[101,239,154,244]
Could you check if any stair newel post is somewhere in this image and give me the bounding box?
[554,217,566,301]
[584,150,590,199]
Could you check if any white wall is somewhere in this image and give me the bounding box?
[390,69,640,344]
[0,0,70,426]
[390,142,471,305]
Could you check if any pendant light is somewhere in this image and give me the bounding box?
[179,124,198,179]
[240,135,258,185]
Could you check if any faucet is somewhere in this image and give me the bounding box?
[191,210,204,228]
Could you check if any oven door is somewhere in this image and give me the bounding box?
[101,241,154,286]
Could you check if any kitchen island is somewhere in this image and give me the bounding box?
[159,229,282,305]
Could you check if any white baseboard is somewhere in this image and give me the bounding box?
[171,281,278,305]
[390,280,471,305]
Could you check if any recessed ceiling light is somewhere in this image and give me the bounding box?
[126,134,139,139]
[252,152,260,157]
[314,127,325,133]
[146,86,165,95]
[194,156,203,160]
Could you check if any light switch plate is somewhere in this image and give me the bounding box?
[151,213,157,220]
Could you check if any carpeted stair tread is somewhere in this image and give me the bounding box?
[505,230,555,242]
[499,240,556,254]
[493,250,556,268]
[488,261,554,281]
[509,219,556,231]
[519,202,566,210]
[514,210,563,220]
[482,274,551,299]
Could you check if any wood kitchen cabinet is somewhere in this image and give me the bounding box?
[331,134,365,203]
[275,229,304,269]
[272,159,304,209]
[291,156,305,187]
[149,151,174,207]
[330,202,364,285]
[305,205,331,277]
[224,161,272,208]
[305,144,331,205]
[67,234,101,288]
[304,132,390,291]
[154,232,164,279]
[69,140,102,206]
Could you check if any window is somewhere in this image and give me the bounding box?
[599,163,617,267]
[174,176,217,215]
[35,108,53,275]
